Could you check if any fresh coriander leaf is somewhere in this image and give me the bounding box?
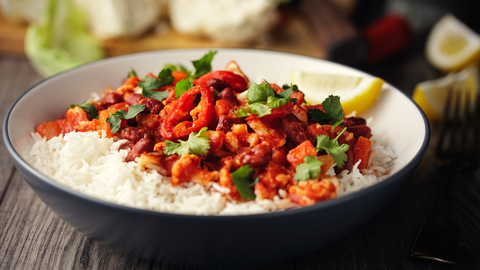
[266,96,287,109]
[127,69,137,78]
[106,104,145,134]
[248,103,271,117]
[138,76,162,91]
[282,83,299,92]
[138,76,169,101]
[322,95,344,128]
[307,95,344,128]
[163,127,211,156]
[307,108,330,124]
[163,63,188,73]
[191,50,217,79]
[315,127,349,167]
[231,165,256,200]
[137,68,174,101]
[233,107,250,118]
[163,63,177,72]
[158,68,175,86]
[105,114,122,134]
[277,87,293,99]
[246,82,276,104]
[294,156,324,180]
[70,99,98,119]
[123,104,146,119]
[175,79,193,99]
[143,88,169,101]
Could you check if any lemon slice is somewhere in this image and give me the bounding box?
[413,65,479,122]
[426,14,480,72]
[291,70,384,115]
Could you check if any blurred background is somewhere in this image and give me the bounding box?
[1,0,480,123]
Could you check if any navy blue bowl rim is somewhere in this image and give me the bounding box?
[2,48,431,220]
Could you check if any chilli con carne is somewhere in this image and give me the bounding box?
[35,51,374,207]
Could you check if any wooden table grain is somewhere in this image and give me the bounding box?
[1,47,480,269]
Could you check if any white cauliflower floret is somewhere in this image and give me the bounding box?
[74,0,165,39]
[0,0,47,24]
[169,0,279,44]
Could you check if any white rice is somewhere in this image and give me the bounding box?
[29,131,396,215]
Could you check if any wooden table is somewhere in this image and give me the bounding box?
[1,5,480,270]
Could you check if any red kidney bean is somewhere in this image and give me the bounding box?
[125,138,155,162]
[282,114,309,146]
[125,93,143,106]
[100,92,123,107]
[217,87,238,104]
[119,126,147,143]
[138,98,164,114]
[234,143,272,168]
[207,78,229,91]
[216,115,235,133]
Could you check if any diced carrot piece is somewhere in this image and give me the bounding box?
[286,140,317,169]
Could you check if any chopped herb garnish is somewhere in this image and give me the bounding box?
[106,104,145,134]
[233,82,295,118]
[137,68,175,101]
[163,127,211,156]
[69,99,98,119]
[315,127,349,167]
[294,156,324,180]
[232,107,250,118]
[174,79,193,99]
[191,50,217,79]
[282,83,299,92]
[157,68,175,85]
[247,103,272,117]
[307,95,344,128]
[231,165,258,200]
[163,63,188,73]
[246,82,276,104]
[266,96,288,108]
[127,69,138,78]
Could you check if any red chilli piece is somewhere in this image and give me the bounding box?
[193,70,249,93]
[160,85,215,140]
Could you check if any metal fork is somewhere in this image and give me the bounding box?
[410,88,479,264]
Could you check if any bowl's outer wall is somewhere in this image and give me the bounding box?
[4,48,430,266]
[13,155,420,266]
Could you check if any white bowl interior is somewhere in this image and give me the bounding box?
[8,48,426,185]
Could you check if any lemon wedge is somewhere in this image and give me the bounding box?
[413,65,479,122]
[291,70,384,115]
[426,14,480,72]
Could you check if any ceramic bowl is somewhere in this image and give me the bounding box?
[3,48,429,267]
